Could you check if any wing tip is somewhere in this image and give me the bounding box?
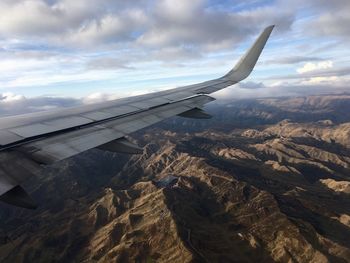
[224,24,275,82]
[264,25,275,36]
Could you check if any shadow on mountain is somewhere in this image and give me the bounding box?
[163,176,275,263]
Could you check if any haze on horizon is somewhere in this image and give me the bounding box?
[0,0,349,114]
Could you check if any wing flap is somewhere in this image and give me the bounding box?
[0,151,40,196]
[0,130,24,145]
[21,94,214,162]
[23,126,125,162]
[0,185,37,209]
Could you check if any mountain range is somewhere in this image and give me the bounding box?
[0,94,349,263]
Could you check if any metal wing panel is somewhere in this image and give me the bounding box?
[26,126,125,162]
[80,111,115,121]
[22,95,214,162]
[101,105,140,115]
[161,91,196,101]
[10,123,56,137]
[193,78,236,94]
[0,80,222,144]
[0,151,40,195]
[106,95,213,133]
[129,97,171,109]
[0,169,17,195]
[8,116,93,138]
[44,116,92,129]
[0,130,24,145]
[0,78,224,145]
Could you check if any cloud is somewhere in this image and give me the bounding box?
[301,76,340,85]
[213,78,350,102]
[64,9,150,47]
[238,81,266,89]
[300,0,350,40]
[0,92,81,116]
[82,92,120,104]
[0,0,295,52]
[138,0,294,51]
[0,0,292,92]
[0,90,135,117]
[0,92,25,102]
[0,0,348,100]
[311,13,350,38]
[0,0,149,48]
[152,46,202,62]
[267,66,350,82]
[0,90,148,117]
[86,57,133,70]
[297,60,333,74]
[267,56,323,65]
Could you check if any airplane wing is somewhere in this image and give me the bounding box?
[0,25,274,208]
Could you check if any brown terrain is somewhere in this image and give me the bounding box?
[0,94,349,263]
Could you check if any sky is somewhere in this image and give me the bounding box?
[0,0,349,114]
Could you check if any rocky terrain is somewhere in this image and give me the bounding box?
[0,94,349,263]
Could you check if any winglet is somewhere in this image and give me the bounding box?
[224,25,274,82]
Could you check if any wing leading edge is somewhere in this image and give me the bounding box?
[0,25,274,208]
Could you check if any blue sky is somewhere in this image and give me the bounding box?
[0,0,349,113]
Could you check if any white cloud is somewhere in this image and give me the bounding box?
[0,92,25,102]
[301,0,350,40]
[301,76,340,85]
[238,81,266,90]
[137,0,294,51]
[267,56,323,65]
[297,61,333,74]
[156,0,203,22]
[0,92,80,116]
[82,92,120,104]
[0,0,348,100]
